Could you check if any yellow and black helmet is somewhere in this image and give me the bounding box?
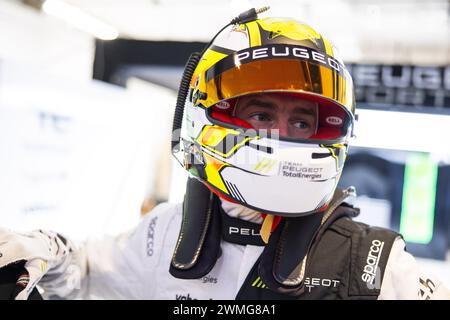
[191,17,354,119]
[173,11,356,216]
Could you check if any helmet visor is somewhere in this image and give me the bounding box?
[202,45,354,141]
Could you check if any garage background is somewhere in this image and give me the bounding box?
[1,0,449,288]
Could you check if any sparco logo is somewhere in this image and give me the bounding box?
[146,217,157,257]
[361,239,384,288]
[229,227,260,236]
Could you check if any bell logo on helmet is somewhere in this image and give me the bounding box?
[325,116,343,126]
[215,101,231,110]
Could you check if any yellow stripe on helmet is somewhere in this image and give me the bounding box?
[246,21,262,47]
[202,152,229,193]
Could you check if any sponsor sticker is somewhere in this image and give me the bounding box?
[361,239,384,289]
[215,101,231,110]
[325,116,343,126]
[147,217,157,257]
[279,161,324,180]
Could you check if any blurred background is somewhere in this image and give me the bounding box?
[1,0,450,287]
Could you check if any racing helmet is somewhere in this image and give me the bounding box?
[172,14,355,217]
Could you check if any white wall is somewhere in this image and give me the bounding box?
[0,62,163,240]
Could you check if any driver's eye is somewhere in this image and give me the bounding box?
[250,113,272,122]
[292,121,310,130]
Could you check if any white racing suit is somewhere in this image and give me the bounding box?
[27,200,449,300]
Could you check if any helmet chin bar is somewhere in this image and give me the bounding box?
[204,178,332,217]
[177,108,348,216]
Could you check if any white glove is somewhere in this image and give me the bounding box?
[0,228,71,300]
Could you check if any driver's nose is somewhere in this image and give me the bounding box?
[273,121,289,137]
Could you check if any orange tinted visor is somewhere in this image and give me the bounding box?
[202,48,355,141]
[203,56,354,115]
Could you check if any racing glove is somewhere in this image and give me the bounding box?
[0,228,78,300]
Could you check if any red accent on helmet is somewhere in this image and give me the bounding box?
[210,111,253,129]
[270,92,348,139]
[211,92,349,139]
[309,127,341,140]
